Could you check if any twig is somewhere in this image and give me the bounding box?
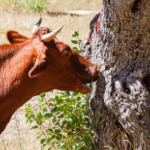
[0,134,6,150]
[43,93,65,132]
[14,113,23,150]
[38,124,48,139]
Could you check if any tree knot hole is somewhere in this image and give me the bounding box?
[132,0,142,13]
[123,82,131,94]
[142,74,150,92]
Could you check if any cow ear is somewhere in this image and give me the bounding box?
[6,30,28,44]
[28,37,47,78]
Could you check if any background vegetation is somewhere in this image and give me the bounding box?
[0,0,102,149]
[0,0,101,12]
[25,91,98,150]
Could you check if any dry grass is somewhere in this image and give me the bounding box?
[0,1,102,149]
[47,0,102,12]
[0,0,102,12]
[0,9,98,47]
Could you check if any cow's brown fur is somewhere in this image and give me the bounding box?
[0,27,100,134]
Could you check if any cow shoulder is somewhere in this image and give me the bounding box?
[6,30,28,44]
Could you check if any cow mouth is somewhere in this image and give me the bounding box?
[81,75,99,84]
[79,77,97,94]
[79,83,92,94]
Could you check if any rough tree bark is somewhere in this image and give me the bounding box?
[80,0,150,149]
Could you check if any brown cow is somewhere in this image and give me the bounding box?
[0,18,100,134]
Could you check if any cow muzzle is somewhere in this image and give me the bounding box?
[81,65,100,83]
[79,65,100,94]
[89,65,100,80]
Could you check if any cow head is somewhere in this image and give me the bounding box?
[6,18,100,94]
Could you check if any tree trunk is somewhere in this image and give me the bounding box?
[80,0,150,149]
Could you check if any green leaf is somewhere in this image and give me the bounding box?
[93,115,97,121]
[48,98,55,102]
[56,92,65,98]
[89,124,94,130]
[80,147,88,150]
[73,47,81,53]
[41,118,46,123]
[35,112,43,118]
[57,113,64,118]
[71,40,78,44]
[40,102,46,108]
[44,113,53,119]
[72,31,79,37]
[84,135,91,143]
[55,129,61,134]
[40,93,45,98]
[49,91,53,93]
[78,39,82,44]
[73,47,78,50]
[50,135,56,140]
[46,129,53,132]
[75,31,79,36]
[77,93,83,97]
[76,49,81,53]
[31,125,38,129]
[62,120,67,126]
[25,107,34,114]
[40,138,46,144]
[56,135,62,141]
[52,118,57,123]
[46,138,51,143]
[89,83,92,88]
[39,99,44,104]
[37,134,42,139]
[42,107,48,114]
[57,142,66,150]
[41,143,46,149]
[63,91,70,96]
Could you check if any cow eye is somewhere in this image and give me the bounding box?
[64,53,69,56]
[63,50,70,57]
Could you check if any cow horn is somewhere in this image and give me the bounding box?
[32,18,42,34]
[41,25,63,42]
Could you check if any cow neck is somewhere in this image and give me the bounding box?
[0,42,37,116]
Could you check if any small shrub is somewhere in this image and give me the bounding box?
[25,91,98,149]
[72,31,82,54]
